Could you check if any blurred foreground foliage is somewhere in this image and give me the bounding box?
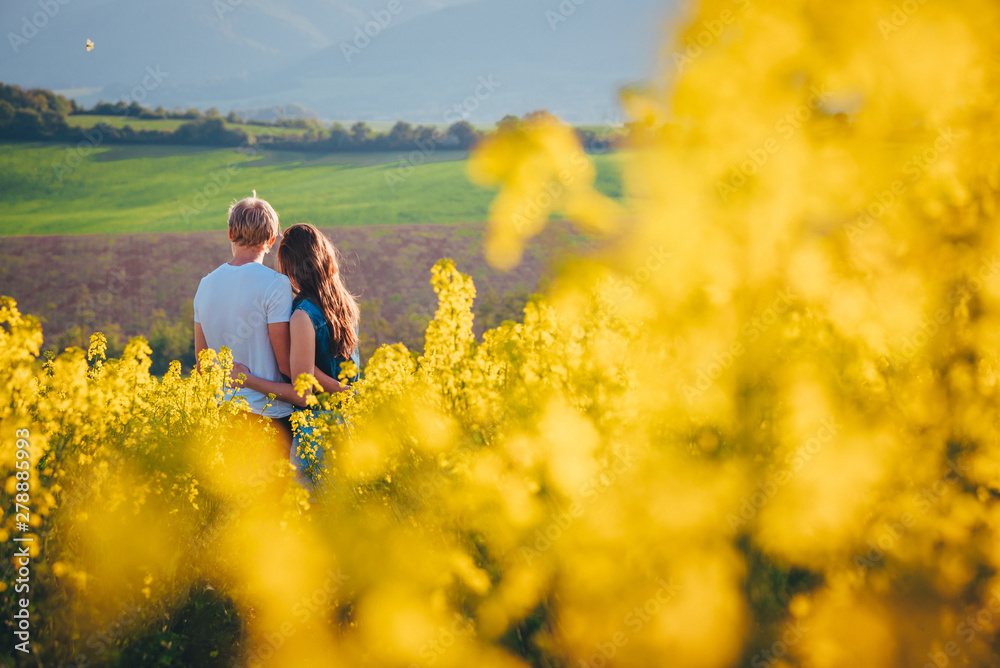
[4,0,1000,666]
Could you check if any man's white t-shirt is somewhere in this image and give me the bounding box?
[193,262,294,418]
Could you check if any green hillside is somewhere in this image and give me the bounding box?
[0,143,624,236]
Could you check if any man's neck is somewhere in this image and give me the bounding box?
[229,244,266,266]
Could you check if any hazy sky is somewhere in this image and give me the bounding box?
[1,0,676,122]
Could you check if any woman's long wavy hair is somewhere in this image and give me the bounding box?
[276,224,359,360]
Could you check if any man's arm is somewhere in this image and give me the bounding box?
[230,364,311,408]
[194,322,208,373]
[268,322,291,378]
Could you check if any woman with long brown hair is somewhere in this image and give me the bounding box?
[231,223,360,478]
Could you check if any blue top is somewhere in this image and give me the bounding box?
[292,296,360,386]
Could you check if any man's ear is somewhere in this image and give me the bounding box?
[228,229,235,242]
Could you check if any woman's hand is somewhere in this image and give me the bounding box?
[230,362,250,383]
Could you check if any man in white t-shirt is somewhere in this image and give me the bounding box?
[193,194,295,449]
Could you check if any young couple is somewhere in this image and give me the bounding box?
[192,193,360,474]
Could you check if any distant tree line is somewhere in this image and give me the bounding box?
[0,84,248,146]
[74,101,323,130]
[0,82,625,153]
[0,84,72,140]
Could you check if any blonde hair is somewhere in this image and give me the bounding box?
[228,191,280,250]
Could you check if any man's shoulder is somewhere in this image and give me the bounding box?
[245,263,291,286]
[201,262,228,277]
[195,263,229,292]
[198,263,289,288]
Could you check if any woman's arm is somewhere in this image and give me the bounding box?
[287,310,349,393]
[233,364,349,401]
[288,313,352,393]
[231,362,310,407]
[267,309,347,392]
[312,368,349,394]
[231,311,348,405]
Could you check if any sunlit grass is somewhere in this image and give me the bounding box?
[0,143,624,236]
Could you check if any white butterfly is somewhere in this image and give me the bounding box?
[85,39,94,52]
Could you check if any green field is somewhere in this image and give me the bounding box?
[65,114,314,137]
[0,142,624,236]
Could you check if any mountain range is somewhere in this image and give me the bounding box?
[1,0,675,123]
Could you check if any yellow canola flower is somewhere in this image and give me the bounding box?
[469,112,620,269]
